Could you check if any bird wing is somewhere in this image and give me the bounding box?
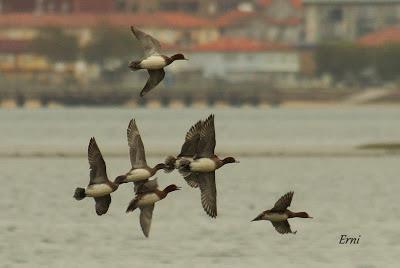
[197,172,217,218]
[94,195,111,216]
[178,120,203,157]
[135,178,159,194]
[183,172,199,188]
[140,69,165,97]
[196,114,216,158]
[88,137,108,185]
[131,26,161,57]
[271,191,294,212]
[140,204,155,237]
[127,119,147,168]
[271,220,296,234]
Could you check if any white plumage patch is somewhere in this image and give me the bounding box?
[137,193,160,207]
[140,56,166,69]
[190,158,216,172]
[126,169,151,182]
[85,184,113,197]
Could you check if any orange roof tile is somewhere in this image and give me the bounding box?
[0,12,212,29]
[191,36,291,52]
[215,10,255,27]
[358,26,400,46]
[258,0,302,9]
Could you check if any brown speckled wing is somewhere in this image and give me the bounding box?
[197,172,217,218]
[140,204,155,237]
[271,191,294,212]
[127,119,147,168]
[196,114,216,158]
[131,26,161,57]
[140,69,165,97]
[88,137,108,185]
[271,220,296,234]
[135,178,158,194]
[94,195,111,216]
[178,120,203,157]
[183,172,199,188]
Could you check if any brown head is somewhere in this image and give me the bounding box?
[170,53,188,62]
[222,157,240,165]
[163,184,181,194]
[291,211,313,219]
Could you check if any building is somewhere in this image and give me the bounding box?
[168,36,300,85]
[358,25,400,46]
[0,0,114,14]
[303,0,400,44]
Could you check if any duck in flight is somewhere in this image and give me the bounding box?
[251,191,312,234]
[74,138,119,215]
[178,114,239,218]
[129,26,188,97]
[126,178,180,237]
[164,119,203,187]
[115,119,167,190]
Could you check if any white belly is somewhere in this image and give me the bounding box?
[190,158,216,172]
[85,184,113,197]
[126,169,151,182]
[140,56,166,69]
[265,213,288,222]
[137,193,160,207]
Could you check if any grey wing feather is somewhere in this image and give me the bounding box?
[135,178,158,194]
[178,120,203,157]
[131,26,161,57]
[196,114,216,158]
[88,137,108,185]
[140,69,165,97]
[271,220,296,234]
[183,172,199,188]
[127,119,147,168]
[271,191,294,212]
[140,204,155,237]
[197,172,217,218]
[94,195,111,216]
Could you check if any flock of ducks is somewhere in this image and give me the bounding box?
[73,27,312,238]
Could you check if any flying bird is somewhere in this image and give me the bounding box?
[178,114,239,218]
[129,26,188,97]
[251,191,312,234]
[74,138,119,215]
[126,179,180,237]
[114,119,167,190]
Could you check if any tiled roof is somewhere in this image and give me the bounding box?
[191,36,291,52]
[0,12,212,28]
[258,0,303,9]
[358,26,400,46]
[0,39,30,53]
[215,10,255,27]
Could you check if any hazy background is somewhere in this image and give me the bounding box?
[1,1,400,267]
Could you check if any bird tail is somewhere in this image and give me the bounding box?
[126,198,138,213]
[128,61,141,71]
[74,188,86,200]
[164,156,177,173]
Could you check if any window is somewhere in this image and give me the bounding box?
[329,7,343,22]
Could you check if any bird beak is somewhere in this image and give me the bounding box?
[176,186,182,190]
[184,58,188,60]
[251,215,262,222]
[235,160,240,163]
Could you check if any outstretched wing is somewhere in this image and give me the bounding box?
[197,172,217,218]
[127,119,147,168]
[131,26,161,57]
[271,220,296,234]
[94,195,111,216]
[140,204,155,237]
[271,191,294,213]
[178,120,202,157]
[88,137,108,185]
[196,114,216,158]
[135,178,159,194]
[183,172,199,188]
[140,69,165,97]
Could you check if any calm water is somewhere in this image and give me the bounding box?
[1,107,400,267]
